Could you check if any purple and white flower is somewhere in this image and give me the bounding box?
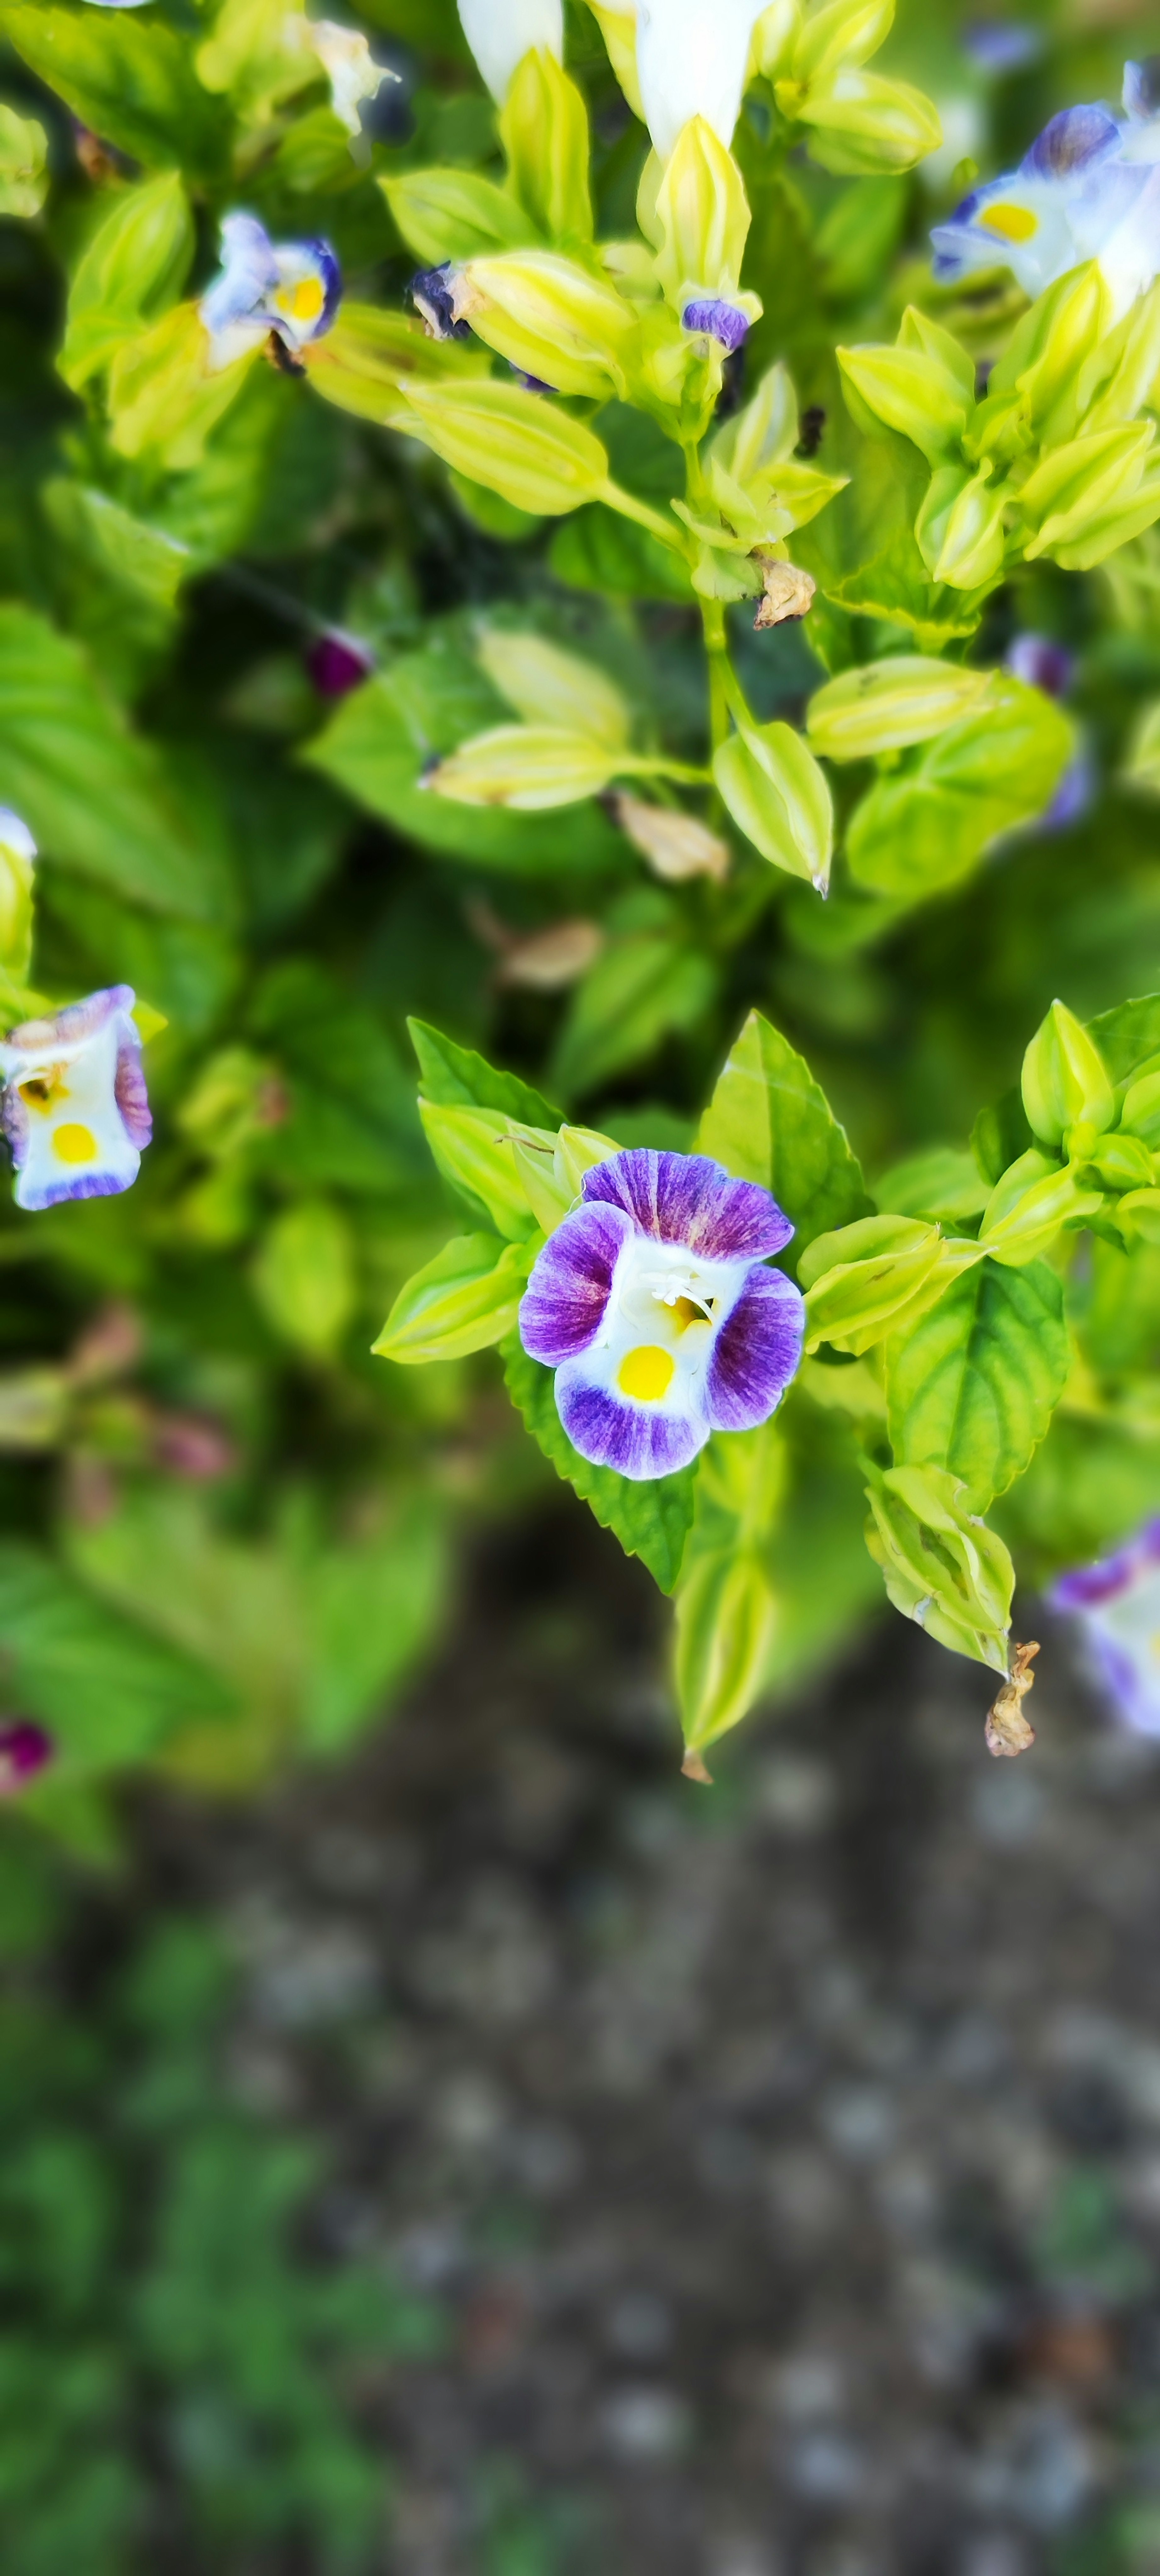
[0,986,151,1213]
[200,215,341,374]
[519,1147,804,1479]
[1052,1519,1160,1733]
[932,65,1160,320]
[681,297,751,351]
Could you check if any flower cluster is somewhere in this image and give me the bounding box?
[1052,1522,1160,1735]
[933,65,1160,318]
[519,1148,804,1478]
[200,214,341,374]
[0,987,151,1212]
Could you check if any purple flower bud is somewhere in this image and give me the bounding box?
[963,20,1042,75]
[408,265,471,341]
[0,1722,52,1793]
[307,632,375,698]
[1006,633,1074,698]
[681,299,750,353]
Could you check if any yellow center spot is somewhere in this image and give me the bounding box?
[52,1123,97,1165]
[980,201,1038,244]
[671,1294,712,1332]
[618,1344,675,1403]
[279,275,325,324]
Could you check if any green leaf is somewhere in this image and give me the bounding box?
[550,935,717,1101]
[374,1232,528,1363]
[697,1009,871,1263]
[301,1499,449,1754]
[886,1256,1070,1510]
[382,166,542,264]
[676,1551,777,1756]
[0,101,46,219]
[864,1463,1013,1670]
[1088,991,1160,1085]
[0,606,221,920]
[418,1101,543,1237]
[59,173,194,390]
[0,1541,233,1768]
[846,679,1074,900]
[503,1339,696,1592]
[251,1202,355,1357]
[0,5,228,175]
[249,963,423,1198]
[304,655,627,875]
[549,505,695,602]
[408,1020,561,1126]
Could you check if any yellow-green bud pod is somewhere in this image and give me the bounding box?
[806,656,993,760]
[751,0,801,80]
[792,0,895,83]
[795,70,941,177]
[654,116,751,310]
[424,723,621,811]
[456,251,639,401]
[0,811,35,984]
[1080,1131,1154,1191]
[838,323,972,465]
[477,631,631,745]
[1020,422,1155,562]
[1116,1188,1160,1247]
[915,463,1006,590]
[713,720,833,889]
[374,1232,529,1363]
[391,378,609,516]
[1021,999,1114,1148]
[500,47,592,243]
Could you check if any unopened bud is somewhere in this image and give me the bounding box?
[654,116,752,313]
[425,723,619,809]
[1021,998,1114,1147]
[916,463,1006,590]
[477,629,630,746]
[806,656,993,760]
[394,378,609,516]
[839,308,972,462]
[795,70,942,178]
[460,250,639,402]
[1020,421,1156,562]
[0,808,35,982]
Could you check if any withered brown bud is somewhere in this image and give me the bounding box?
[612,792,730,884]
[496,919,604,991]
[753,558,817,630]
[984,1640,1039,1758]
[682,1748,714,1785]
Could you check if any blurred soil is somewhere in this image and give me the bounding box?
[142,1499,1160,2576]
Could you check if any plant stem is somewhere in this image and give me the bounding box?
[702,600,731,760]
[598,479,685,552]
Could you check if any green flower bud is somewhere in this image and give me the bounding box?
[654,116,752,310]
[476,631,631,746]
[419,1101,541,1238]
[424,724,623,812]
[457,251,640,401]
[795,69,941,177]
[751,0,801,80]
[915,463,1006,590]
[1116,1188,1160,1247]
[0,814,35,984]
[979,264,1111,455]
[1038,469,1160,573]
[1120,1063,1160,1145]
[391,378,609,516]
[806,655,994,760]
[1021,999,1115,1147]
[864,1463,1012,1672]
[713,719,833,889]
[838,308,973,463]
[980,1151,1105,1269]
[499,46,592,243]
[1077,276,1160,437]
[1019,422,1156,563]
[792,0,895,85]
[1078,1131,1155,1191]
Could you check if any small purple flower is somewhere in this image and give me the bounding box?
[1052,1519,1160,1733]
[1006,633,1073,699]
[963,20,1043,76]
[0,986,151,1212]
[519,1149,805,1480]
[0,1721,52,1793]
[307,631,375,698]
[409,264,471,342]
[682,299,751,353]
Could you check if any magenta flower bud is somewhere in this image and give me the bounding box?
[307,633,375,699]
[0,1721,53,1793]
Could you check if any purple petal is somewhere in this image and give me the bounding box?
[555,1370,706,1479]
[681,298,750,352]
[582,1150,793,1261]
[1021,102,1119,178]
[705,1265,805,1432]
[18,1169,137,1212]
[1006,634,1073,697]
[519,1202,631,1365]
[309,238,343,336]
[114,1033,151,1150]
[0,1720,52,1791]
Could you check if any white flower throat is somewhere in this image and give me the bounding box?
[590,1233,745,1407]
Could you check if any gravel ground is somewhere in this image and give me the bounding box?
[144,1497,1160,2576]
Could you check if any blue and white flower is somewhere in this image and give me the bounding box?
[0,986,151,1212]
[457,0,562,104]
[635,0,765,162]
[932,65,1160,319]
[519,1147,804,1479]
[1052,1520,1160,1734]
[200,215,341,374]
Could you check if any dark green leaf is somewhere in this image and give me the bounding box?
[0,5,228,176]
[503,1340,696,1592]
[0,606,220,920]
[408,1020,561,1126]
[0,1542,233,1768]
[886,1256,1070,1510]
[1088,991,1160,1083]
[697,1009,871,1263]
[250,963,425,1196]
[845,681,1074,900]
[550,936,717,1101]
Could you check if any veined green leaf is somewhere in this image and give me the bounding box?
[0,4,228,175]
[885,1256,1070,1510]
[375,1232,529,1363]
[697,1009,871,1263]
[504,1339,696,1593]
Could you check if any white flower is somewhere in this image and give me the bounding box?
[293,19,398,138]
[635,0,766,160]
[457,0,562,104]
[199,214,341,373]
[0,987,151,1213]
